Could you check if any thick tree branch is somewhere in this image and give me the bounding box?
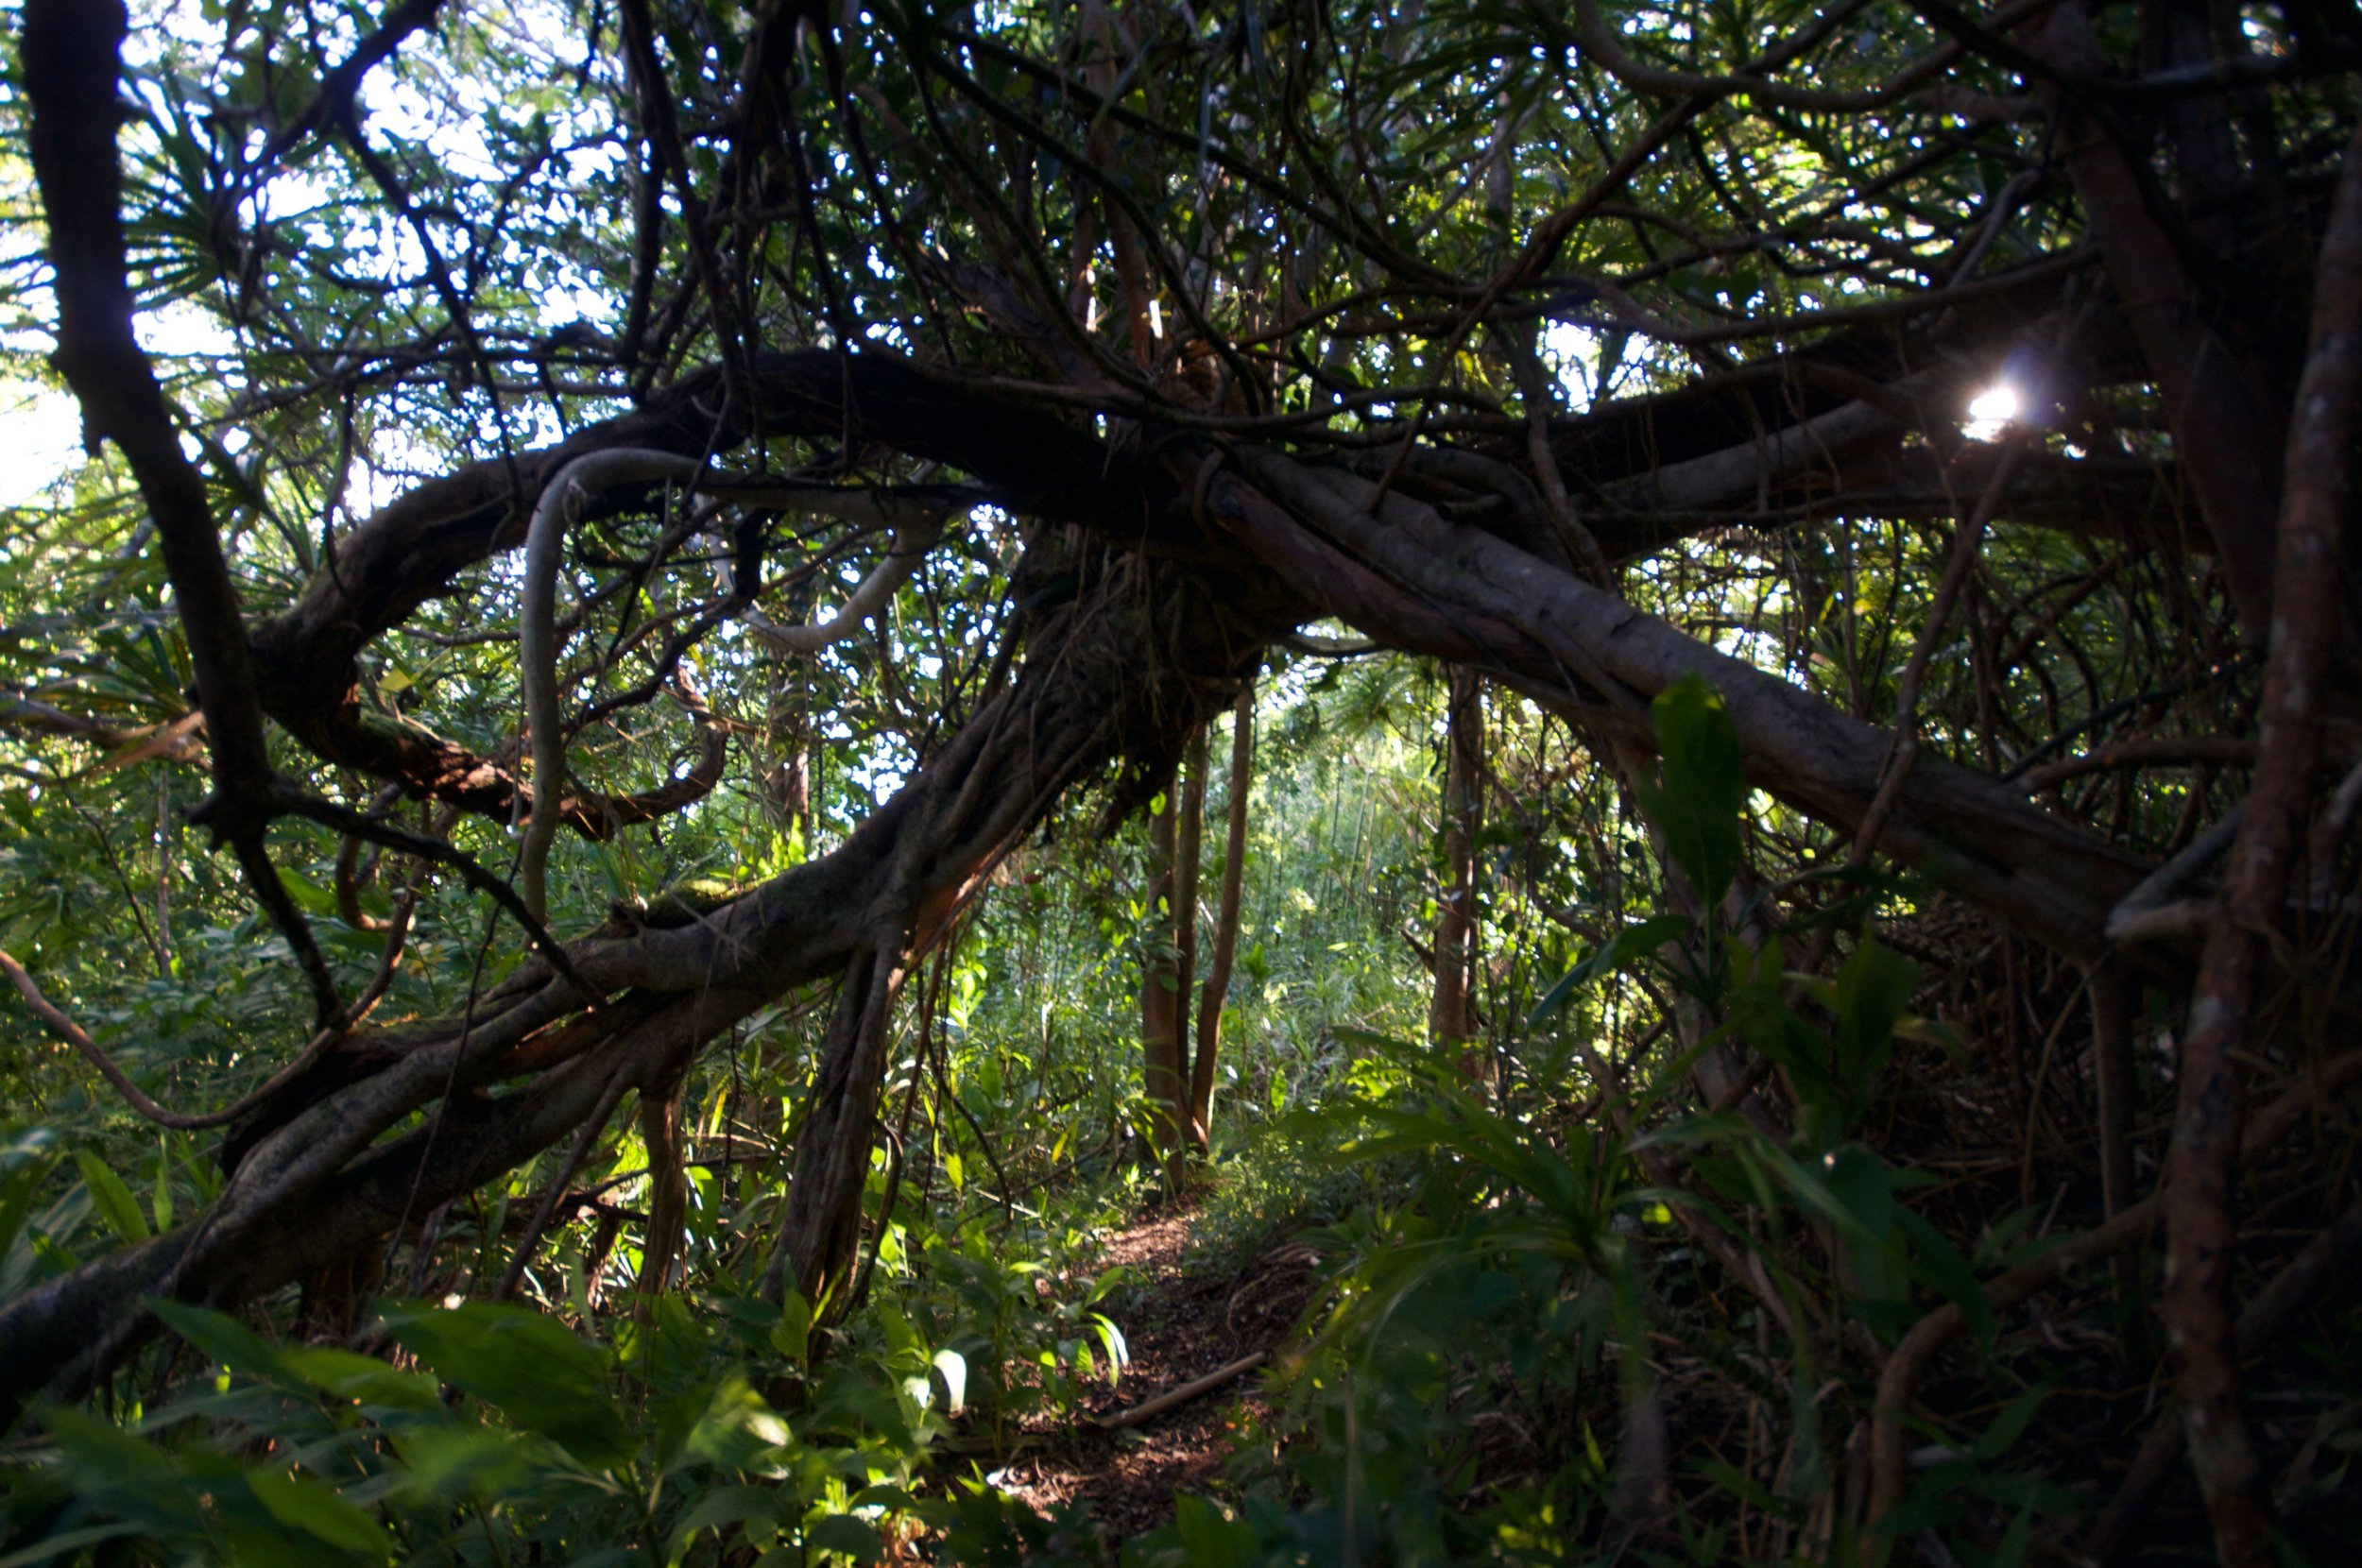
[2161,116,2362,1567]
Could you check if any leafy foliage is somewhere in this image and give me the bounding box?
[3,0,2359,1562]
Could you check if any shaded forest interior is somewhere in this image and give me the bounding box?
[2,0,2361,1561]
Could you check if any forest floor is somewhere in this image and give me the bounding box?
[998,1199,1323,1535]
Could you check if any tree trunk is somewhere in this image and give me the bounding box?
[1140,785,1186,1179]
[2040,2,2286,636]
[762,943,902,1309]
[1220,452,2150,962]
[1172,730,1207,1150]
[1190,687,1254,1146]
[634,1066,690,1302]
[765,660,815,842]
[1430,664,1484,1072]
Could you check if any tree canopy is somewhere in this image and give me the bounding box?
[2,0,2359,1561]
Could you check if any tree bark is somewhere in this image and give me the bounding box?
[762,943,903,1309]
[2088,963,2138,1223]
[2040,2,2287,636]
[1430,664,1484,1071]
[1214,452,2154,963]
[634,1066,690,1302]
[1172,730,1207,1150]
[2158,116,2362,1568]
[1139,781,1187,1180]
[1190,687,1254,1144]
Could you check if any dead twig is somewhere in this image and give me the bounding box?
[1095,1352,1269,1431]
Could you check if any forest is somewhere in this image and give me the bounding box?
[0,0,2357,1560]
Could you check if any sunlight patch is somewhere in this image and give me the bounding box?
[1963,382,2019,443]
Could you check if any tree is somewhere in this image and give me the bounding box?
[1137,746,1192,1178]
[1188,685,1253,1145]
[1429,664,1484,1072]
[4,1,2358,1558]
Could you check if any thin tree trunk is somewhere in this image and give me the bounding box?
[1140,783,1186,1176]
[1172,732,1206,1146]
[2157,117,2362,1568]
[1430,664,1484,1071]
[154,769,173,968]
[634,1067,690,1302]
[2041,2,2286,635]
[2088,963,2137,1222]
[763,943,903,1309]
[1190,687,1253,1147]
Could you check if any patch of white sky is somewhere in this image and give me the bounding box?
[824,504,1019,807]
[1539,320,1643,411]
[5,0,611,505]
[0,387,86,507]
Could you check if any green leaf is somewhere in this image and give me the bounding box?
[380,1302,635,1471]
[1088,1313,1128,1376]
[1833,938,1919,1098]
[650,1379,710,1474]
[1972,1385,2050,1462]
[1990,1498,2036,1568]
[805,1512,883,1561]
[1894,1207,1994,1353]
[30,1401,184,1491]
[1172,1494,1244,1566]
[1755,1143,1876,1240]
[0,1524,151,1568]
[1822,1145,1893,1241]
[280,1346,441,1410]
[1529,913,1692,1026]
[1639,674,1746,909]
[245,1471,390,1560]
[148,1298,290,1382]
[275,867,341,919]
[678,1374,791,1472]
[1728,986,1827,1098]
[181,1148,222,1205]
[670,1485,781,1555]
[932,1347,967,1415]
[385,1423,537,1500]
[0,1145,55,1266]
[771,1288,813,1364]
[74,1150,149,1243]
[150,1138,173,1232]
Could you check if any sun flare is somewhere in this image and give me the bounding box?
[1964,383,2020,441]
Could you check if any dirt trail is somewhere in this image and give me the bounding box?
[1000,1202,1320,1535]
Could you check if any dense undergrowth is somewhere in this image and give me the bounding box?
[7,673,2353,1566]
